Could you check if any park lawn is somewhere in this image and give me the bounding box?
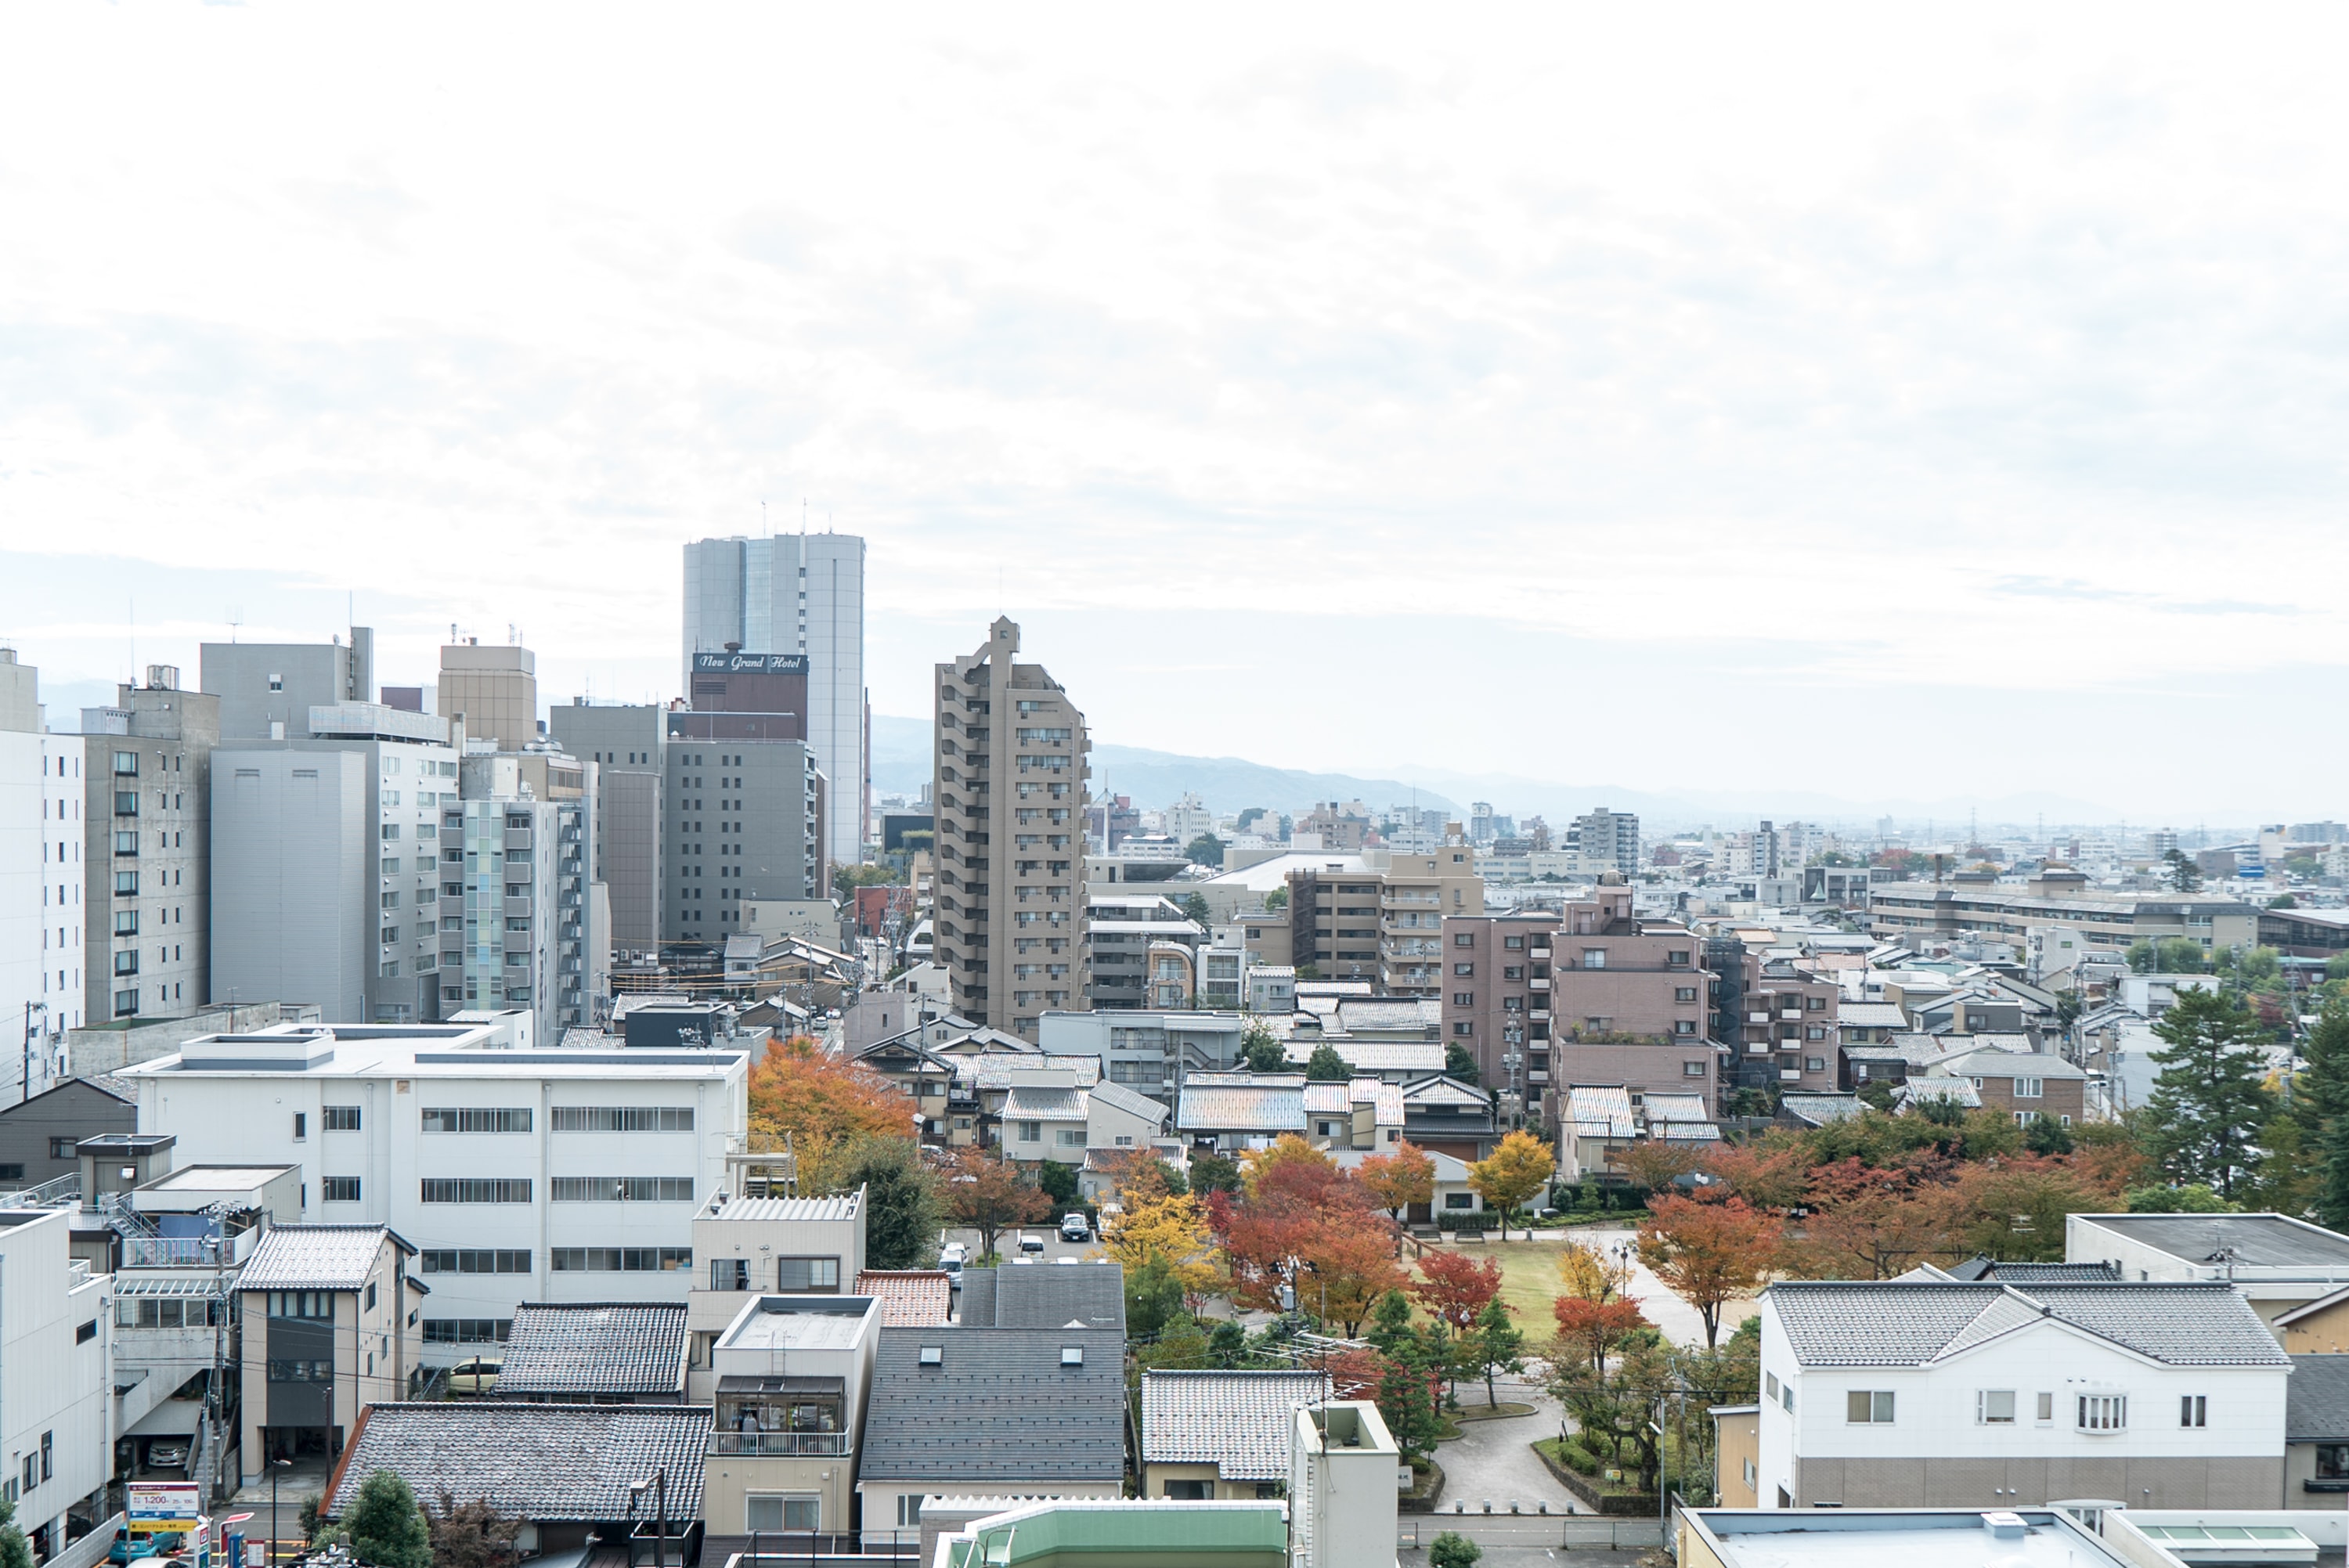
[1416,1235,1578,1336]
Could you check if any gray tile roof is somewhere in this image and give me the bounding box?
[1777,1094,1864,1127]
[1178,1079,1304,1134]
[1770,1281,2293,1368]
[239,1225,403,1292]
[1141,1370,1331,1480]
[2288,1354,2349,1442]
[493,1303,688,1397]
[323,1403,712,1522]
[2078,1213,2349,1268]
[861,1328,1127,1483]
[1084,1079,1170,1127]
[957,1260,1126,1332]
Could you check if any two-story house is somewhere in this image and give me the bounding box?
[237,1224,424,1483]
[685,1190,867,1396]
[1755,1278,2293,1509]
[700,1293,881,1560]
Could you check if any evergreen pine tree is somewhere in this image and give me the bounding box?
[2318,1113,2349,1233]
[2145,988,2276,1202]
[346,1471,431,1568]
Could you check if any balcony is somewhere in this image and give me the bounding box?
[1781,1009,1803,1022]
[1747,1012,1770,1026]
[710,1431,853,1458]
[1529,1008,1550,1022]
[505,896,534,918]
[1529,976,1550,991]
[506,830,533,853]
[1779,1069,1802,1082]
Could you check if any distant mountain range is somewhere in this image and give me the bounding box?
[868,716,2125,833]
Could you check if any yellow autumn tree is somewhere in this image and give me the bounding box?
[1103,1191,1225,1311]
[1556,1234,1636,1305]
[1467,1129,1556,1240]
[1240,1133,1334,1199]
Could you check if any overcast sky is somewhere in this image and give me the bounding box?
[5,5,2345,822]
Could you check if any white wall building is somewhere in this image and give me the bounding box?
[1757,1278,2293,1510]
[0,1206,115,1558]
[2,649,85,1101]
[119,1019,749,1360]
[2067,1213,2349,1329]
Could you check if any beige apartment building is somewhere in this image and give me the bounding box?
[437,640,539,750]
[1867,870,2259,956]
[933,618,1089,1039]
[1286,845,1481,997]
[1445,878,1719,1120]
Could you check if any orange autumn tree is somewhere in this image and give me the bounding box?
[939,1147,1052,1261]
[1358,1141,1437,1249]
[1637,1193,1781,1347]
[748,1036,916,1179]
[1411,1249,1503,1333]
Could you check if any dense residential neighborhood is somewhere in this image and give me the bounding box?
[5,539,2349,1568]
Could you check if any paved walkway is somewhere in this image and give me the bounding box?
[1429,1381,1579,1517]
[1552,1226,1758,1348]
[222,1458,332,1561]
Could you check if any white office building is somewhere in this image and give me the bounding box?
[118,1019,751,1361]
[0,1206,115,1559]
[682,533,867,870]
[2,649,86,1099]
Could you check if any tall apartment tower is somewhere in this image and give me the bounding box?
[2,648,88,1097]
[438,640,539,749]
[200,625,373,741]
[683,533,867,870]
[1571,807,1640,878]
[932,618,1089,1039]
[80,666,220,1026]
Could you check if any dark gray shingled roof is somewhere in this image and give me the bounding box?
[954,1260,1125,1332]
[1945,1259,2123,1285]
[322,1403,711,1522]
[493,1303,689,1397]
[860,1328,1126,1483]
[1141,1370,1331,1481]
[2289,1354,2349,1442]
[1770,1281,2293,1368]
[239,1224,407,1292]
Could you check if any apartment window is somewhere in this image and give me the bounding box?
[115,871,137,896]
[420,1178,532,1203]
[2077,1394,2127,1432]
[422,1107,532,1133]
[1683,1061,1708,1077]
[1581,949,1607,968]
[1453,992,1474,1007]
[76,1321,96,1344]
[322,1177,361,1202]
[421,1319,511,1345]
[2037,1392,2055,1422]
[775,1256,842,1292]
[550,1105,693,1131]
[1453,1022,1474,1037]
[269,1292,334,1320]
[1806,1057,1827,1072]
[1675,986,1698,1003]
[113,751,138,776]
[2181,1395,2207,1428]
[1055,1128,1084,1148]
[1668,950,1690,967]
[2317,1446,2349,1481]
[1453,963,1474,977]
[1503,935,1525,950]
[2015,1078,2044,1098]
[1846,1391,1894,1424]
[896,1496,925,1528]
[1765,1373,1779,1400]
[49,1137,76,1161]
[1017,1120,1041,1142]
[549,1176,695,1202]
[552,1247,689,1272]
[418,1249,533,1274]
[1674,1020,1698,1036]
[746,1497,820,1533]
[268,1360,333,1382]
[1977,1390,2016,1425]
[1454,932,1474,946]
[292,1112,306,1139]
[323,1105,362,1131]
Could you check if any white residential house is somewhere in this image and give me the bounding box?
[685,1191,868,1395]
[119,1018,749,1359]
[1758,1278,2293,1510]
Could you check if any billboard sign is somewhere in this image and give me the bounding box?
[128,1482,203,1532]
[692,652,806,675]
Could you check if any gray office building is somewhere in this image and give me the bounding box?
[200,627,374,741]
[545,701,666,955]
[683,534,867,869]
[79,665,219,1024]
[211,705,464,1026]
[660,731,822,946]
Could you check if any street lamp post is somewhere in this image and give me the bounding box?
[269,1457,292,1566]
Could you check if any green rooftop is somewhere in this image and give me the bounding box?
[938,1501,1287,1568]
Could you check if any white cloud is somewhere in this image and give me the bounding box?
[3,2,2347,814]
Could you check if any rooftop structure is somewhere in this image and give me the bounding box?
[1679,1509,2187,1568]
[1140,1369,1332,1496]
[323,1402,713,1525]
[494,1302,690,1401]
